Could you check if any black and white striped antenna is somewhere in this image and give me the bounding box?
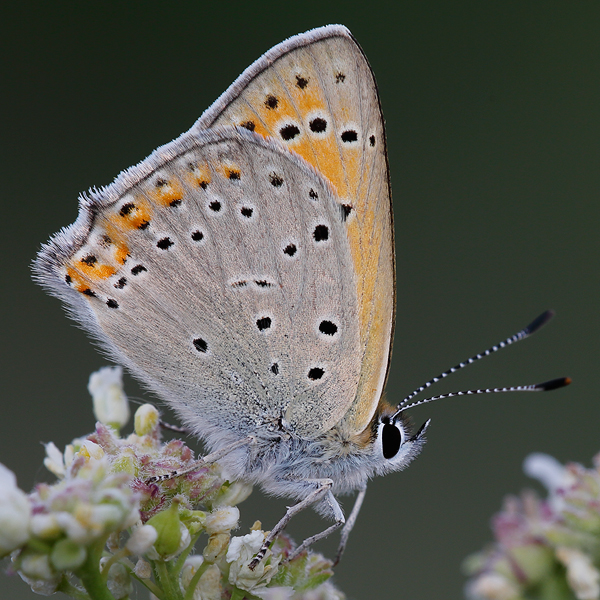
[392,310,570,418]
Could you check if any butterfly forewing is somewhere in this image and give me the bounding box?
[197,25,395,434]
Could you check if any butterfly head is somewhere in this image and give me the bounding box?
[364,400,430,478]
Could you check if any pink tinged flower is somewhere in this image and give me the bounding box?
[524,453,577,511]
[89,366,130,430]
[0,463,31,557]
[556,547,600,600]
[31,456,140,545]
[466,572,521,600]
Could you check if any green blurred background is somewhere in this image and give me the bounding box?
[2,2,598,598]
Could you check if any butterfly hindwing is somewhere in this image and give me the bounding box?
[35,128,362,439]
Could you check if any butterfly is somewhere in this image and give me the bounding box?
[34,24,569,567]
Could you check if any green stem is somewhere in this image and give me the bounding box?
[99,548,128,576]
[25,538,53,554]
[155,559,184,600]
[76,538,116,600]
[173,531,202,576]
[182,561,209,600]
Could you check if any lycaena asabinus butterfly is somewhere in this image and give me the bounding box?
[35,24,570,567]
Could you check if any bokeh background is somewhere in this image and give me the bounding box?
[2,2,598,598]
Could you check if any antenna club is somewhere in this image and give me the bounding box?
[537,377,572,391]
[525,310,555,335]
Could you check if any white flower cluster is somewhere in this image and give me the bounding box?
[1,367,345,600]
[0,464,31,557]
[9,435,142,595]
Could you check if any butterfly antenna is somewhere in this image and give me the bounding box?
[396,377,571,414]
[392,310,558,418]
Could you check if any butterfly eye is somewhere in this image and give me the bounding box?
[381,422,402,459]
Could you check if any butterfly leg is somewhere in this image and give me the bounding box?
[145,435,255,483]
[288,490,345,560]
[249,478,344,570]
[333,485,367,565]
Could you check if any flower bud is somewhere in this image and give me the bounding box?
[257,588,296,600]
[196,563,222,600]
[126,524,158,555]
[19,551,56,580]
[43,442,66,478]
[203,532,230,562]
[111,447,139,476]
[181,555,204,593]
[181,557,224,600]
[134,558,152,579]
[30,514,61,540]
[79,440,105,462]
[213,481,253,507]
[147,502,190,559]
[134,404,160,436]
[205,506,239,534]
[89,366,130,429]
